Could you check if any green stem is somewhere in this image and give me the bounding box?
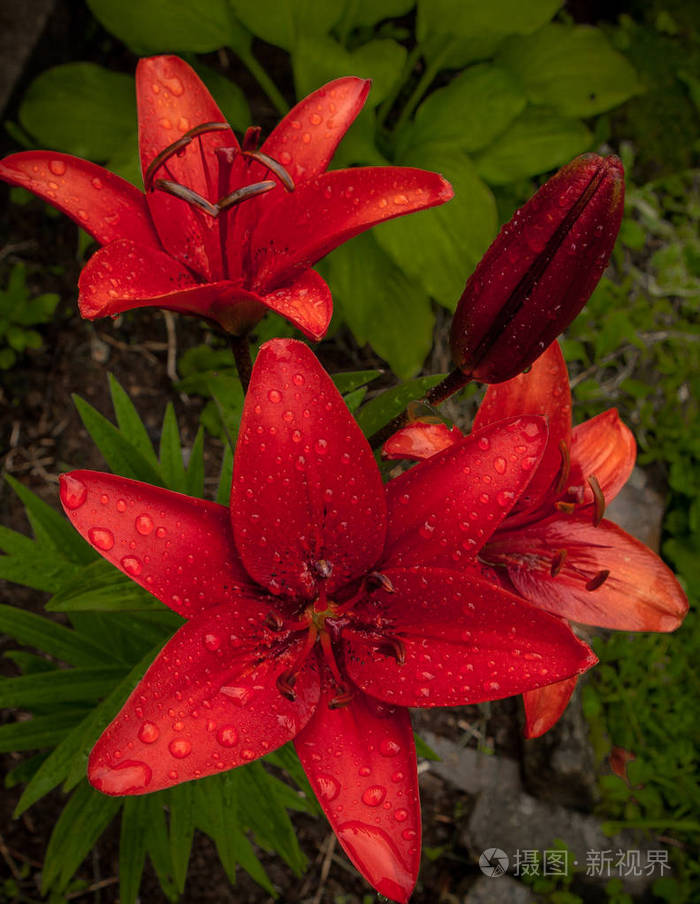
[376,44,424,130]
[391,39,455,139]
[237,48,289,116]
[335,0,359,48]
[231,334,253,393]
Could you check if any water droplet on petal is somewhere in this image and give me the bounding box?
[216,726,238,747]
[379,739,401,757]
[317,773,340,802]
[61,475,87,509]
[240,748,256,761]
[116,499,127,512]
[394,808,408,822]
[478,436,490,451]
[494,456,507,475]
[293,373,305,386]
[203,633,222,652]
[92,760,152,793]
[135,513,154,535]
[89,527,114,551]
[121,556,142,576]
[169,738,192,758]
[314,438,328,455]
[138,722,159,744]
[268,389,282,403]
[49,159,66,176]
[362,785,387,807]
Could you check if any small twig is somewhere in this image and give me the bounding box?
[162,311,179,383]
[230,334,253,392]
[65,877,119,900]
[311,833,337,904]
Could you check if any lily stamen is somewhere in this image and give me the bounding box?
[550,549,568,577]
[588,475,606,526]
[276,624,318,700]
[585,569,610,591]
[217,180,276,211]
[144,121,231,190]
[154,179,219,217]
[243,149,295,192]
[554,441,571,495]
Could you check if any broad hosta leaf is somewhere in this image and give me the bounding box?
[230,0,342,51]
[0,711,88,753]
[190,63,250,132]
[374,147,497,308]
[474,107,592,184]
[356,374,446,437]
[19,64,136,161]
[404,64,526,155]
[497,24,642,118]
[325,232,434,378]
[343,0,414,28]
[293,35,407,107]
[86,0,246,54]
[0,604,113,667]
[416,0,562,68]
[42,781,122,894]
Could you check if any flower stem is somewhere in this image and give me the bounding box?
[368,368,471,450]
[231,334,253,392]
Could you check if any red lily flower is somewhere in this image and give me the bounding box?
[0,56,452,340]
[60,339,594,900]
[384,341,688,737]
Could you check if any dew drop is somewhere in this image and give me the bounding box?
[89,527,114,551]
[203,633,222,652]
[138,722,160,744]
[169,738,192,758]
[493,456,507,475]
[293,373,305,386]
[359,766,371,777]
[240,748,255,761]
[391,770,405,783]
[91,177,103,190]
[116,499,127,513]
[121,556,143,576]
[394,808,408,822]
[478,436,490,451]
[315,438,328,455]
[216,726,238,747]
[379,739,401,757]
[49,159,66,176]
[316,773,340,802]
[156,526,167,538]
[100,494,109,505]
[135,513,154,535]
[268,389,282,403]
[496,490,514,508]
[362,785,386,807]
[401,828,417,840]
[61,475,87,509]
[92,760,152,794]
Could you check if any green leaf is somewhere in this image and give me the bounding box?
[473,106,592,184]
[416,0,562,68]
[230,0,342,52]
[0,541,80,592]
[191,63,250,131]
[375,147,497,307]
[404,64,526,155]
[293,34,407,107]
[497,24,642,118]
[48,559,161,613]
[0,604,113,667]
[0,711,87,753]
[184,427,205,498]
[109,373,159,469]
[120,798,150,904]
[332,370,383,394]
[159,403,187,493]
[216,445,234,505]
[168,783,195,893]
[14,646,159,814]
[86,0,243,54]
[326,232,435,378]
[5,474,94,564]
[341,0,414,29]
[356,374,446,436]
[41,781,122,894]
[0,666,126,708]
[19,63,136,160]
[144,794,179,901]
[73,393,165,486]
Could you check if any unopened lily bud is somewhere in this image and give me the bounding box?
[450,153,624,383]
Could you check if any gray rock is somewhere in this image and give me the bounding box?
[423,731,521,798]
[606,466,665,552]
[465,874,533,904]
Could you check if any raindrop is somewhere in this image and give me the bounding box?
[359,766,371,777]
[138,722,159,744]
[401,828,417,841]
[478,436,490,451]
[89,527,114,551]
[116,499,127,512]
[391,770,405,783]
[315,438,328,455]
[316,773,340,802]
[61,475,87,509]
[493,456,507,475]
[203,633,222,652]
[49,159,66,176]
[240,748,256,761]
[379,739,401,757]
[496,490,514,508]
[100,494,109,505]
[168,738,192,758]
[121,556,143,577]
[135,513,154,535]
[216,726,238,747]
[268,389,282,403]
[293,373,305,386]
[362,785,386,807]
[394,808,408,822]
[92,760,152,794]
[156,526,167,538]
[91,177,103,190]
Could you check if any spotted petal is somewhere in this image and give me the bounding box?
[249,167,454,292]
[88,604,320,796]
[0,152,160,248]
[383,417,548,568]
[344,568,597,707]
[295,674,420,903]
[59,471,254,619]
[473,341,572,513]
[488,514,689,631]
[232,339,386,599]
[522,676,578,739]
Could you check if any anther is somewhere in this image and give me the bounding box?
[242,149,295,191]
[217,180,276,211]
[406,399,441,424]
[585,569,610,591]
[276,670,297,701]
[554,441,571,495]
[555,501,576,514]
[588,475,606,526]
[329,685,355,709]
[367,571,396,593]
[265,611,284,630]
[242,126,262,152]
[313,559,334,580]
[550,549,568,577]
[145,121,230,190]
[377,637,406,665]
[154,179,220,217]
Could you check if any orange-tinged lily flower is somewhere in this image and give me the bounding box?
[384,341,688,736]
[0,56,452,340]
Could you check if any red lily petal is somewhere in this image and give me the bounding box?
[383,416,548,568]
[569,409,636,507]
[0,151,160,248]
[59,471,254,619]
[487,514,689,631]
[295,676,420,903]
[473,341,572,513]
[344,567,597,707]
[232,339,386,599]
[249,167,454,292]
[382,422,463,461]
[88,604,320,795]
[77,239,268,331]
[259,268,332,341]
[261,77,371,184]
[137,55,237,281]
[522,676,578,739]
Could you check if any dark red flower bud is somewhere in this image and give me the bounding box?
[450,153,624,383]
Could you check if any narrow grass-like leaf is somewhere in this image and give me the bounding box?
[159,402,187,492]
[0,711,88,753]
[0,666,126,708]
[5,752,48,788]
[168,782,195,894]
[120,797,149,904]
[184,426,205,497]
[344,386,368,412]
[15,646,158,814]
[41,780,122,894]
[264,743,320,812]
[73,394,164,485]
[216,444,233,505]
[332,369,383,393]
[4,650,56,674]
[356,374,446,436]
[144,793,178,901]
[0,548,80,592]
[109,373,159,468]
[0,604,115,666]
[48,559,160,613]
[5,475,94,564]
